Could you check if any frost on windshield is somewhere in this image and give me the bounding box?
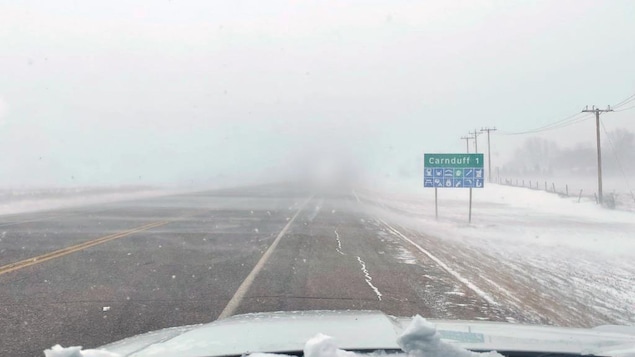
[44,316,503,357]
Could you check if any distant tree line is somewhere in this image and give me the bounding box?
[501,128,635,176]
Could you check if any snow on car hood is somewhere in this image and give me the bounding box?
[96,310,635,357]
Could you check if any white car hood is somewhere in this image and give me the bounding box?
[99,310,635,357]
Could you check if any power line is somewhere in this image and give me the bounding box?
[527,113,592,132]
[499,92,635,136]
[516,111,583,131]
[500,112,592,136]
[613,93,635,108]
[614,105,635,112]
[498,92,634,136]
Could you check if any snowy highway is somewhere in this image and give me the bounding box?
[1,183,634,357]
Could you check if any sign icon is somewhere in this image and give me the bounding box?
[444,169,454,177]
[454,179,462,187]
[425,168,433,177]
[424,179,433,187]
[464,169,474,178]
[454,170,462,177]
[475,179,483,188]
[434,169,444,177]
[474,169,483,179]
[434,178,443,187]
[445,179,452,187]
[464,179,473,186]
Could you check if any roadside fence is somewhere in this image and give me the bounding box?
[498,177,635,211]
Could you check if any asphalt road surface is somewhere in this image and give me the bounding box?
[0,183,617,356]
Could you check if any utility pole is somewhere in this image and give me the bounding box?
[466,130,481,225]
[469,129,482,153]
[481,127,497,182]
[581,105,613,205]
[460,136,473,153]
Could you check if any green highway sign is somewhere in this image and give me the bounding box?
[424,153,484,168]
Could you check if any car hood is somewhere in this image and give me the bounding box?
[99,310,635,357]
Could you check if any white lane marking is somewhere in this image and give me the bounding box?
[217,196,313,319]
[379,219,499,306]
[356,256,382,301]
[334,230,345,255]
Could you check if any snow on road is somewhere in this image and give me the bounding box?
[356,256,383,301]
[334,230,346,256]
[332,228,382,301]
[358,180,635,327]
[379,219,499,307]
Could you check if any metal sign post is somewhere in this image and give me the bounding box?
[435,188,438,220]
[424,153,484,222]
[469,187,473,223]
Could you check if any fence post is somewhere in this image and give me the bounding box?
[552,182,556,193]
[544,181,547,191]
[594,192,598,204]
[566,185,569,196]
[578,189,583,203]
[522,179,525,187]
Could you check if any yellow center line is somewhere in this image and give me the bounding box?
[0,220,172,276]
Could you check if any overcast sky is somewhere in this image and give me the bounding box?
[1,0,634,187]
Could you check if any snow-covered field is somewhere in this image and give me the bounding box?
[359,178,635,327]
[0,187,176,216]
[498,174,635,212]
